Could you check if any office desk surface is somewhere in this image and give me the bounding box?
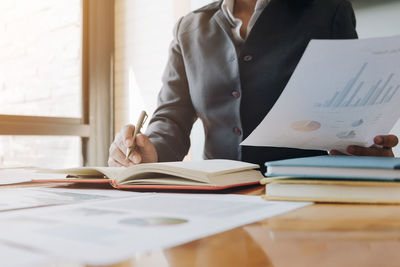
[3,184,400,267]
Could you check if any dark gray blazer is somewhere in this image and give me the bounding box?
[146,0,358,168]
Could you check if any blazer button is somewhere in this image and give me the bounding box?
[232,91,241,98]
[233,127,242,135]
[243,55,253,62]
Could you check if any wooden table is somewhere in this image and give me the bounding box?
[103,186,400,267]
[3,183,400,267]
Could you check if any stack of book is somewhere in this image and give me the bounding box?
[262,155,400,204]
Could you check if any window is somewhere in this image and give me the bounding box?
[0,0,114,168]
[0,0,82,118]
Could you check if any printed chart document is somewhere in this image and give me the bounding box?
[241,36,400,152]
[0,193,310,265]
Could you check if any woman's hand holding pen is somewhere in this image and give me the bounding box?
[108,124,158,167]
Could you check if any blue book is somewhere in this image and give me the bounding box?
[265,155,400,181]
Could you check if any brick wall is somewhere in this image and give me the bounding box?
[0,0,83,168]
[0,136,81,168]
[0,0,81,117]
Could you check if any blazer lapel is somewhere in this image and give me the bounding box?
[244,0,292,47]
[213,9,237,44]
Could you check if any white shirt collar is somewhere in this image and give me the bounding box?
[221,0,270,41]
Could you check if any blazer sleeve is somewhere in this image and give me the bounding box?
[331,0,358,39]
[145,17,197,162]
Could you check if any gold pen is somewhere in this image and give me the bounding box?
[126,110,148,160]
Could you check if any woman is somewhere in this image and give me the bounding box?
[109,0,398,168]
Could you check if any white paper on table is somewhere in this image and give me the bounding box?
[241,36,400,152]
[0,193,311,265]
[0,187,142,212]
[0,240,61,267]
[0,168,67,185]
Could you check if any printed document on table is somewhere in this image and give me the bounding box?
[0,241,61,267]
[0,193,310,265]
[241,36,400,152]
[0,167,67,185]
[0,187,140,212]
[0,242,50,267]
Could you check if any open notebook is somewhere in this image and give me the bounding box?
[36,159,263,191]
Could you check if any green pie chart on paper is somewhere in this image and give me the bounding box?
[119,217,188,226]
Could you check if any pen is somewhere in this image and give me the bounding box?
[126,110,148,160]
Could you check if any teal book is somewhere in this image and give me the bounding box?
[265,155,400,181]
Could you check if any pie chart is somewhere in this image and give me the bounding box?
[291,120,321,132]
[119,217,188,226]
[336,130,356,139]
[351,119,364,127]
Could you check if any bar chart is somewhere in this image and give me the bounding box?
[315,62,400,108]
